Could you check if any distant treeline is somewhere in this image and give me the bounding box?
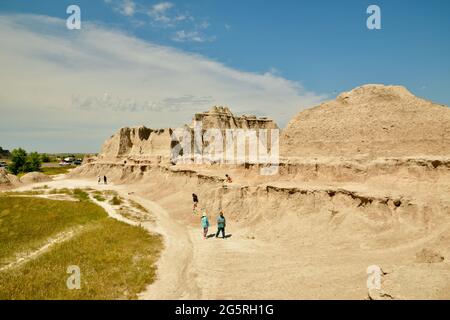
[0,147,11,158]
[1,149,95,162]
[4,149,95,175]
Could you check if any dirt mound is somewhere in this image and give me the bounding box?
[281,84,450,159]
[0,168,12,186]
[0,168,21,189]
[20,172,52,184]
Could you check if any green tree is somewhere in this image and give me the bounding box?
[27,152,42,172]
[8,148,28,175]
[7,149,42,174]
[41,153,51,163]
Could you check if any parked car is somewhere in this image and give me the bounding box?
[58,161,72,166]
[73,160,82,165]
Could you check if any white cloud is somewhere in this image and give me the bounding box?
[147,2,195,30]
[121,0,136,16]
[172,30,215,43]
[266,67,280,76]
[106,0,136,17]
[173,14,189,22]
[0,14,325,152]
[106,1,210,41]
[199,21,210,29]
[149,1,177,26]
[152,2,174,13]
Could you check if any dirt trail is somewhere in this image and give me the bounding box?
[135,197,200,299]
[0,228,81,272]
[16,177,287,299]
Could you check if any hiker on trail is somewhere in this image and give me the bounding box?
[192,193,199,210]
[225,174,232,183]
[216,211,226,239]
[97,175,101,184]
[104,175,107,185]
[201,213,209,239]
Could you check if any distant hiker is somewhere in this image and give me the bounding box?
[192,193,199,209]
[201,213,209,239]
[104,175,107,185]
[225,174,233,183]
[216,211,226,239]
[97,175,101,184]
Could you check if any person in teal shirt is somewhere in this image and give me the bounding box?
[201,213,209,239]
[216,211,226,238]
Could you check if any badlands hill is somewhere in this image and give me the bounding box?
[281,84,450,159]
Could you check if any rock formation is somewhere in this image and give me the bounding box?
[97,106,278,163]
[98,127,172,162]
[192,106,278,130]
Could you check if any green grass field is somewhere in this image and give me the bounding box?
[40,165,76,176]
[0,195,162,299]
[2,164,75,176]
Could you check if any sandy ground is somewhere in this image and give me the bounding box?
[12,172,450,300]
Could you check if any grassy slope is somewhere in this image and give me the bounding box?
[0,197,105,263]
[0,195,162,299]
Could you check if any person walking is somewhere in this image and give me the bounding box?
[97,175,101,184]
[201,213,209,239]
[192,193,199,210]
[103,175,107,185]
[216,211,226,239]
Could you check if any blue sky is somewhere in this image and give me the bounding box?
[1,0,449,152]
